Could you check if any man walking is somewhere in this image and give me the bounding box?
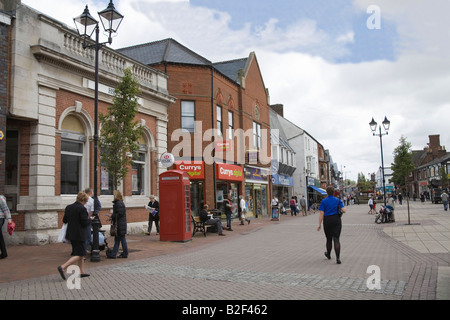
[239,195,251,225]
[441,191,449,211]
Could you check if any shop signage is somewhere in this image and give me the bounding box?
[272,174,293,187]
[216,163,244,181]
[244,166,269,182]
[174,161,205,180]
[160,152,175,168]
[215,140,232,151]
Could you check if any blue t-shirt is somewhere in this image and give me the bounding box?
[319,196,344,216]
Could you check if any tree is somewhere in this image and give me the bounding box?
[99,68,143,190]
[357,172,374,192]
[391,136,415,193]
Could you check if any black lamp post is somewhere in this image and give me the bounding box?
[74,1,123,262]
[369,116,391,207]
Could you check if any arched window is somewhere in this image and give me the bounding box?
[60,115,87,194]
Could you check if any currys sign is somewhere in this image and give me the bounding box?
[174,161,205,180]
[216,163,243,182]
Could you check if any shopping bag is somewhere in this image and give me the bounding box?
[7,220,15,236]
[57,223,68,242]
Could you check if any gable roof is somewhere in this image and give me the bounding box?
[213,58,248,84]
[117,38,211,66]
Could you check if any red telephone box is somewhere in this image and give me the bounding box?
[159,170,192,242]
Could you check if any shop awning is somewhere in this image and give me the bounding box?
[309,186,327,195]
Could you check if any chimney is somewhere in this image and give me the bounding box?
[270,104,284,117]
[1,0,21,12]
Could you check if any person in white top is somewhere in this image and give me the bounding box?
[83,187,94,250]
[368,197,375,214]
[239,195,251,225]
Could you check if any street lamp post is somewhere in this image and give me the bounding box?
[369,116,390,207]
[74,1,123,262]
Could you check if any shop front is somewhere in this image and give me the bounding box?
[244,166,270,218]
[174,161,205,217]
[272,173,293,203]
[307,177,326,210]
[215,163,244,217]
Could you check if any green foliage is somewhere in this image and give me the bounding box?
[99,68,143,190]
[357,172,374,192]
[391,136,415,191]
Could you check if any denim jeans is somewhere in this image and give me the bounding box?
[225,213,231,229]
[0,218,7,257]
[444,201,448,211]
[109,235,128,257]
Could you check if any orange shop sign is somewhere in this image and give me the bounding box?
[216,163,243,182]
[174,161,205,180]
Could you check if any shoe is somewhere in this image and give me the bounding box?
[247,219,251,225]
[118,255,128,258]
[0,254,7,259]
[106,255,116,259]
[145,232,150,235]
[218,233,226,236]
[228,229,233,231]
[80,273,90,278]
[156,233,159,235]
[336,259,341,264]
[324,252,331,260]
[57,266,66,280]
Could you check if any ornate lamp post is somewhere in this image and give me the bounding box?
[369,116,391,207]
[73,1,124,262]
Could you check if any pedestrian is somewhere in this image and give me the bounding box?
[398,193,403,205]
[0,194,12,259]
[317,186,346,264]
[107,190,128,259]
[282,198,288,215]
[57,191,93,280]
[300,195,307,216]
[290,196,297,216]
[239,195,251,225]
[441,191,449,211]
[420,192,425,203]
[83,187,94,251]
[223,195,233,231]
[146,195,160,235]
[368,197,374,214]
[200,204,225,236]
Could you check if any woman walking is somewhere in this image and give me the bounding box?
[317,186,346,264]
[107,190,128,259]
[57,191,92,280]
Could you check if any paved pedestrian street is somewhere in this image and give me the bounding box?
[1,200,449,306]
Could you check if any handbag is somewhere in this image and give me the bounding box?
[7,219,16,236]
[337,200,343,217]
[57,223,68,242]
[110,213,118,236]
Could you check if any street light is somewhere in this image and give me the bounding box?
[369,116,390,207]
[74,1,124,262]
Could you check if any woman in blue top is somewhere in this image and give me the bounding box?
[317,186,346,264]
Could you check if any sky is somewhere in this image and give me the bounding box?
[22,0,450,182]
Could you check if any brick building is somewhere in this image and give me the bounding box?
[119,39,272,218]
[4,3,174,245]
